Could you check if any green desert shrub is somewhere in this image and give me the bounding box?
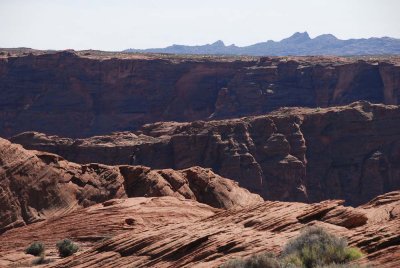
[25,242,45,256]
[220,227,364,268]
[282,226,363,268]
[344,247,363,261]
[56,239,79,257]
[221,252,281,268]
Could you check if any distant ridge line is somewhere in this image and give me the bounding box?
[124,32,400,56]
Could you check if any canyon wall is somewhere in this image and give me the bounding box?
[13,102,400,206]
[1,52,399,138]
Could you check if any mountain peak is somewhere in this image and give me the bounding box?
[211,40,225,47]
[282,32,311,43]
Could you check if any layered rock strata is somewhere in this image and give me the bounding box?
[14,102,400,205]
[1,51,399,137]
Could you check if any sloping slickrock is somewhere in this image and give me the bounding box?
[0,197,217,267]
[2,191,395,268]
[0,137,262,233]
[14,102,400,205]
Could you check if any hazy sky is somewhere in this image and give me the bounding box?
[1,0,399,51]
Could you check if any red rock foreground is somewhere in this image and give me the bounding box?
[0,191,398,267]
[48,191,400,268]
[0,137,262,233]
[0,138,399,267]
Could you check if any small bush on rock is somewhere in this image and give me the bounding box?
[25,242,45,256]
[220,227,365,268]
[56,239,79,257]
[282,226,363,268]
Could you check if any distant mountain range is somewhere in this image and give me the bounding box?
[124,32,400,56]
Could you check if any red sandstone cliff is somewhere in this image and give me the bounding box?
[1,51,399,138]
[13,102,400,206]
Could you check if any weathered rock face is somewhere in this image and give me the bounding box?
[0,137,262,233]
[1,191,398,268]
[14,102,400,206]
[379,62,400,105]
[1,51,399,138]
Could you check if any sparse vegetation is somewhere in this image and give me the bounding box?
[221,252,281,268]
[56,239,79,257]
[282,226,363,268]
[221,227,364,268]
[25,242,45,256]
[343,247,364,261]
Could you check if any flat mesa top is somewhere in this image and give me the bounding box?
[1,48,400,65]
